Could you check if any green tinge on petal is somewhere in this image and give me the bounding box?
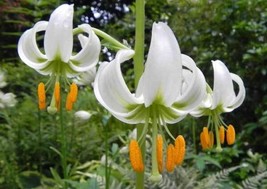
[44,4,74,62]
[69,24,101,73]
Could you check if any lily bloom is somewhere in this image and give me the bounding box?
[94,22,206,181]
[190,60,246,152]
[18,4,101,113]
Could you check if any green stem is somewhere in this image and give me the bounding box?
[192,118,197,154]
[59,77,67,188]
[38,109,42,173]
[105,124,110,189]
[92,28,129,50]
[73,27,129,50]
[134,0,145,188]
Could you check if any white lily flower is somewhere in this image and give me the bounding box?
[94,22,206,180]
[17,4,101,113]
[190,60,245,152]
[0,92,17,109]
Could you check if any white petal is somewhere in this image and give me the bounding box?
[69,24,101,72]
[172,54,206,112]
[18,21,51,74]
[212,60,236,109]
[44,4,74,62]
[223,73,246,112]
[136,22,182,107]
[94,49,144,122]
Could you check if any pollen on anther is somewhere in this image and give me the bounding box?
[209,131,214,148]
[54,82,60,108]
[70,83,78,102]
[202,127,210,147]
[157,135,163,173]
[129,140,144,172]
[219,126,225,144]
[166,144,175,172]
[226,124,235,145]
[38,82,46,110]
[66,92,73,111]
[200,131,209,150]
[174,135,185,165]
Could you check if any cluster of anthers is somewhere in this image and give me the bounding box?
[200,124,235,151]
[37,81,78,113]
[129,134,186,174]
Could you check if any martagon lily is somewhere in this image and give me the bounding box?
[18,4,101,113]
[94,22,206,180]
[190,60,246,152]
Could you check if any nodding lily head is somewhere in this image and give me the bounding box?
[18,4,101,113]
[94,22,206,180]
[191,60,246,152]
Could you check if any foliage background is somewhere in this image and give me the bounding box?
[0,0,266,188]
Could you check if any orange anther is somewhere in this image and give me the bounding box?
[202,127,210,146]
[54,82,60,110]
[209,131,214,148]
[166,144,175,172]
[200,131,209,150]
[37,82,46,110]
[129,140,144,172]
[219,126,225,144]
[70,83,78,102]
[157,135,163,173]
[174,135,186,165]
[226,124,235,145]
[65,92,73,111]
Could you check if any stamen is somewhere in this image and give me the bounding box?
[226,124,235,145]
[166,144,175,173]
[209,131,214,148]
[54,82,60,110]
[70,83,78,102]
[200,131,209,150]
[129,140,144,172]
[66,92,73,111]
[202,127,210,147]
[156,135,163,173]
[174,135,185,165]
[219,126,225,144]
[37,82,46,110]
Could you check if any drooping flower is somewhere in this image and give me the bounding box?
[94,22,206,181]
[190,60,246,152]
[18,4,101,113]
[0,70,17,109]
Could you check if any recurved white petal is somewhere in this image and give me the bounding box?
[69,24,101,72]
[18,21,50,73]
[94,49,143,119]
[173,54,206,111]
[222,73,246,112]
[211,60,236,109]
[44,4,74,62]
[136,22,182,107]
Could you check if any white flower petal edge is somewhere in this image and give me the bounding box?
[136,22,182,107]
[69,24,101,73]
[94,49,145,124]
[44,4,74,62]
[212,60,236,109]
[18,21,49,74]
[223,73,246,112]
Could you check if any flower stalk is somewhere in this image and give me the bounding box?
[134,0,145,188]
